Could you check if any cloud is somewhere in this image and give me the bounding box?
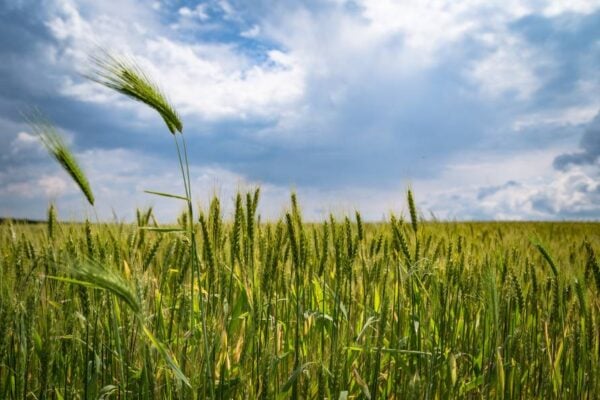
[554,111,600,169]
[138,40,305,119]
[469,33,546,100]
[178,4,210,21]
[513,104,600,130]
[39,175,69,197]
[10,132,40,155]
[419,164,600,221]
[413,140,600,220]
[488,165,600,219]
[240,24,260,38]
[41,0,306,121]
[1,0,600,221]
[477,181,520,200]
[0,165,78,203]
[543,0,600,16]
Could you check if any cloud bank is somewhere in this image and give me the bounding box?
[0,0,599,221]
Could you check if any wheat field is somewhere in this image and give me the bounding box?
[1,200,599,399]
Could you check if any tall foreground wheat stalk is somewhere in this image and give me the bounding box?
[88,53,214,394]
[29,53,211,393]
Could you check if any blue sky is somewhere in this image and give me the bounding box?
[0,0,599,221]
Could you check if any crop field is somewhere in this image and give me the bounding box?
[1,54,599,399]
[1,203,599,399]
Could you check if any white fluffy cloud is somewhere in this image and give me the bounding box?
[414,148,600,220]
[45,0,305,121]
[470,165,600,220]
[469,33,546,100]
[141,40,304,119]
[178,4,210,20]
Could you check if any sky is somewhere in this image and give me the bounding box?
[0,0,599,222]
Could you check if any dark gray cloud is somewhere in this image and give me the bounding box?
[511,10,600,111]
[213,58,497,187]
[554,111,600,169]
[477,181,520,200]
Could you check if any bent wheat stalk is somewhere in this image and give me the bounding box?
[25,111,95,206]
[48,259,191,388]
[88,52,182,134]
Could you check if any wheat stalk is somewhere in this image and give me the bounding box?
[88,51,182,134]
[25,111,95,206]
